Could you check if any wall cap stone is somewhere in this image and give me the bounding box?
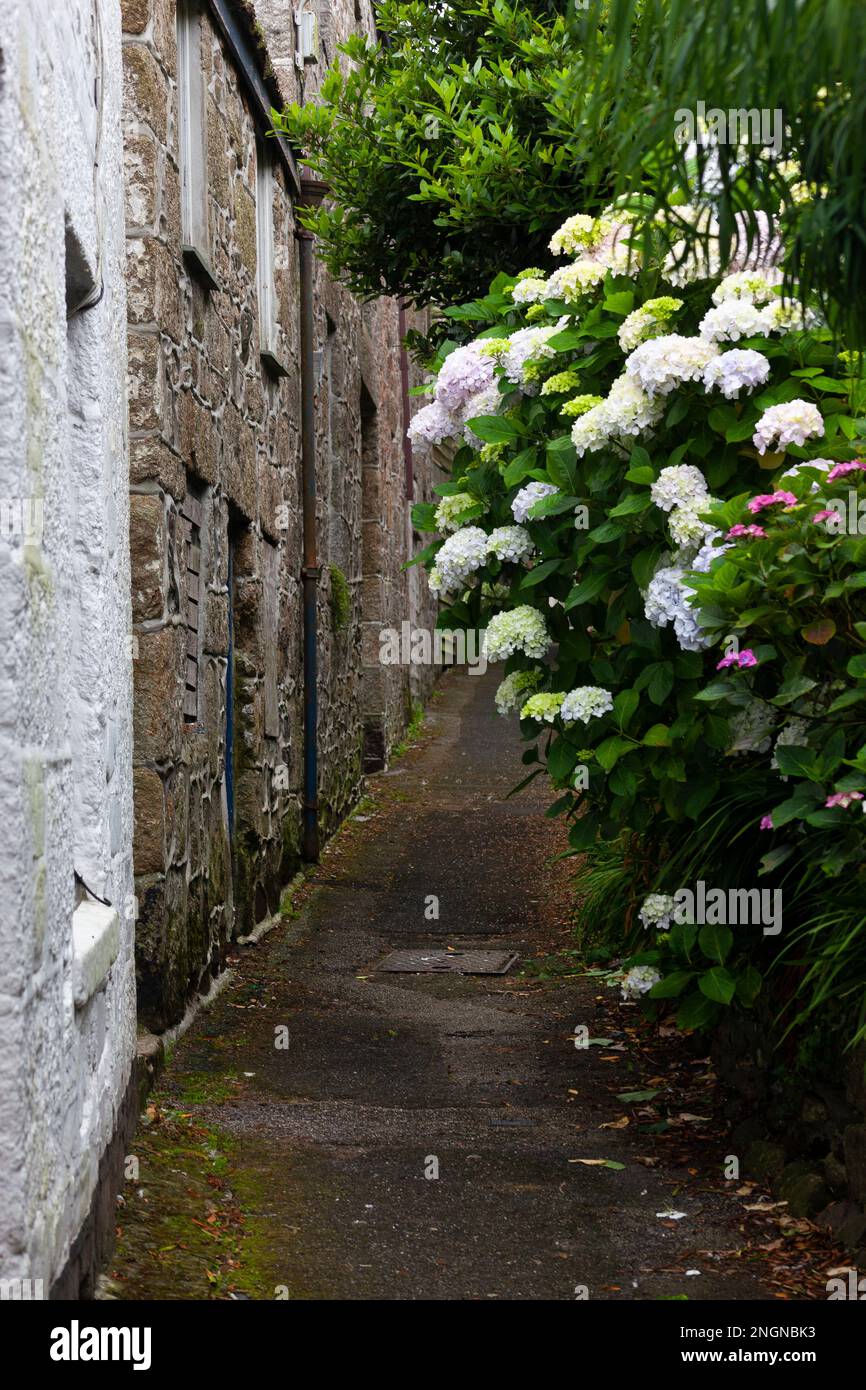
[72,902,121,1009]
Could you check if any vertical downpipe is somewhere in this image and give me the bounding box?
[398,301,414,501]
[295,177,329,862]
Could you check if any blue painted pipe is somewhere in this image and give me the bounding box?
[296,186,324,861]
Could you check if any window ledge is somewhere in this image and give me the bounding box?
[182,244,220,294]
[261,347,290,379]
[72,900,120,1009]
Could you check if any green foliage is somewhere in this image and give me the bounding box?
[329,564,351,632]
[272,1,614,309]
[568,0,866,343]
[413,209,866,1042]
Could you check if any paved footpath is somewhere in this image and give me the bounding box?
[112,667,773,1300]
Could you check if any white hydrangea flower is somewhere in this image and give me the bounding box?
[644,560,709,651]
[434,340,497,414]
[669,500,715,549]
[571,375,664,456]
[546,259,607,302]
[560,686,614,724]
[617,297,683,353]
[511,480,559,523]
[434,526,490,591]
[434,492,480,533]
[494,668,544,716]
[625,334,719,396]
[711,270,784,306]
[486,525,534,563]
[759,300,819,334]
[651,464,709,513]
[699,299,768,342]
[428,564,450,599]
[407,401,458,451]
[520,691,566,723]
[618,306,658,353]
[501,324,563,386]
[511,276,549,305]
[621,965,661,1000]
[461,383,504,449]
[549,213,610,256]
[639,893,676,931]
[702,348,771,399]
[728,700,777,755]
[483,605,551,661]
[753,399,824,454]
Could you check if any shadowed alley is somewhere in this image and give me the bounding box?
[109,669,786,1301]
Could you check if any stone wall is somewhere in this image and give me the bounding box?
[0,0,136,1294]
[123,0,440,1032]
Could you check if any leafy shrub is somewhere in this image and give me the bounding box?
[407,206,866,1039]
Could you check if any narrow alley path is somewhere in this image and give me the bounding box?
[110,669,790,1301]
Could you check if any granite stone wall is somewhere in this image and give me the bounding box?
[123,0,440,1032]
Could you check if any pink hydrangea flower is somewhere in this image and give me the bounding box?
[812,509,838,525]
[726,523,767,539]
[747,491,798,514]
[825,791,864,809]
[760,815,774,831]
[716,648,758,670]
[827,459,866,483]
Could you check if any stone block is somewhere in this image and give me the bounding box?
[133,625,184,764]
[133,766,165,875]
[123,133,158,230]
[129,435,186,501]
[129,493,165,622]
[123,44,167,146]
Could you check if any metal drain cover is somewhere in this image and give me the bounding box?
[374,949,518,976]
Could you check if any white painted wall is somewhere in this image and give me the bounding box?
[0,0,136,1290]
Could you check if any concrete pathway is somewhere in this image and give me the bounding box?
[112,667,774,1300]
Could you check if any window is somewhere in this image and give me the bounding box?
[177,0,216,288]
[256,138,286,375]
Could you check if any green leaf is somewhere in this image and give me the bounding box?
[698,923,733,964]
[643,723,671,746]
[735,966,763,1007]
[521,558,562,589]
[699,966,736,1005]
[773,744,820,780]
[595,736,631,771]
[465,414,522,444]
[564,571,608,609]
[613,688,639,729]
[649,970,695,999]
[771,675,818,706]
[617,1089,660,1103]
[567,814,598,850]
[676,991,721,1031]
[547,736,577,781]
[609,492,652,518]
[411,502,438,532]
[503,447,537,488]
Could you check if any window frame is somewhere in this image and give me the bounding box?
[177,0,218,290]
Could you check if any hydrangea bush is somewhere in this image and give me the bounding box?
[408,208,866,1037]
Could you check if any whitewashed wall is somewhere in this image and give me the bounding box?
[0,0,136,1292]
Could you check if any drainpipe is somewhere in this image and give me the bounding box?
[398,301,414,500]
[295,176,329,862]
